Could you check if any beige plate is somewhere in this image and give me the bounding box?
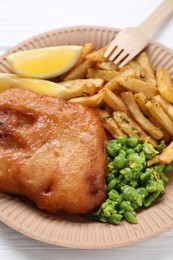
[0,26,173,250]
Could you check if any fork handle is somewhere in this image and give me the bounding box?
[139,0,173,35]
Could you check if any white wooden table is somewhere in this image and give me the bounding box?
[0,0,173,259]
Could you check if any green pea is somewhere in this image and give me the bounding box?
[107,173,115,183]
[107,178,118,191]
[103,206,114,217]
[108,190,121,204]
[119,149,126,156]
[126,148,135,155]
[117,135,127,145]
[146,180,160,193]
[122,185,138,201]
[143,143,158,159]
[134,144,142,152]
[137,187,149,198]
[143,190,160,207]
[120,168,132,181]
[113,154,126,170]
[140,168,153,184]
[123,211,138,224]
[130,201,139,210]
[106,140,122,157]
[109,213,123,224]
[100,201,112,210]
[119,201,134,212]
[127,137,138,148]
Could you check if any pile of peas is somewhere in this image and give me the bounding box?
[90,136,172,224]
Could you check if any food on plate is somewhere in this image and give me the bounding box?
[0,88,107,214]
[7,46,82,79]
[156,67,173,103]
[89,136,172,224]
[121,91,163,140]
[1,41,173,225]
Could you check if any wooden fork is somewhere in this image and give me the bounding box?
[104,0,173,67]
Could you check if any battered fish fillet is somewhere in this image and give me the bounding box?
[0,88,107,214]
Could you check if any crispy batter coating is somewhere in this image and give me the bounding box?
[0,88,107,214]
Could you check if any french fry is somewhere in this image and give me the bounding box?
[134,92,171,141]
[75,42,94,66]
[103,88,130,115]
[87,68,118,81]
[86,45,108,62]
[121,91,163,140]
[60,78,104,99]
[128,60,141,78]
[59,43,94,81]
[134,92,149,116]
[95,61,118,70]
[112,111,157,147]
[63,60,94,81]
[69,91,105,107]
[145,100,173,136]
[147,155,160,167]
[153,95,173,122]
[102,66,135,91]
[93,108,125,138]
[156,67,173,103]
[117,77,158,98]
[136,52,157,86]
[160,141,173,164]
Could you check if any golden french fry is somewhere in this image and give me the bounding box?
[102,66,135,91]
[103,88,129,115]
[147,155,160,167]
[121,92,163,140]
[63,60,94,81]
[145,100,173,136]
[156,67,173,103]
[160,141,173,164]
[86,45,108,62]
[136,52,157,86]
[93,108,125,138]
[76,42,94,66]
[59,78,104,99]
[95,61,118,70]
[113,111,157,147]
[117,77,158,98]
[134,92,149,116]
[128,60,141,78]
[59,43,94,81]
[69,91,105,107]
[87,68,118,81]
[153,95,173,122]
[134,92,170,141]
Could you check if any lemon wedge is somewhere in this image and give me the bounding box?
[7,46,82,79]
[0,73,66,97]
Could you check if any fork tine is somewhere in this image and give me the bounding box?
[109,46,123,61]
[118,54,131,68]
[104,39,117,58]
[114,52,129,65]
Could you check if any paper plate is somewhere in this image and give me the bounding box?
[0,26,173,249]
